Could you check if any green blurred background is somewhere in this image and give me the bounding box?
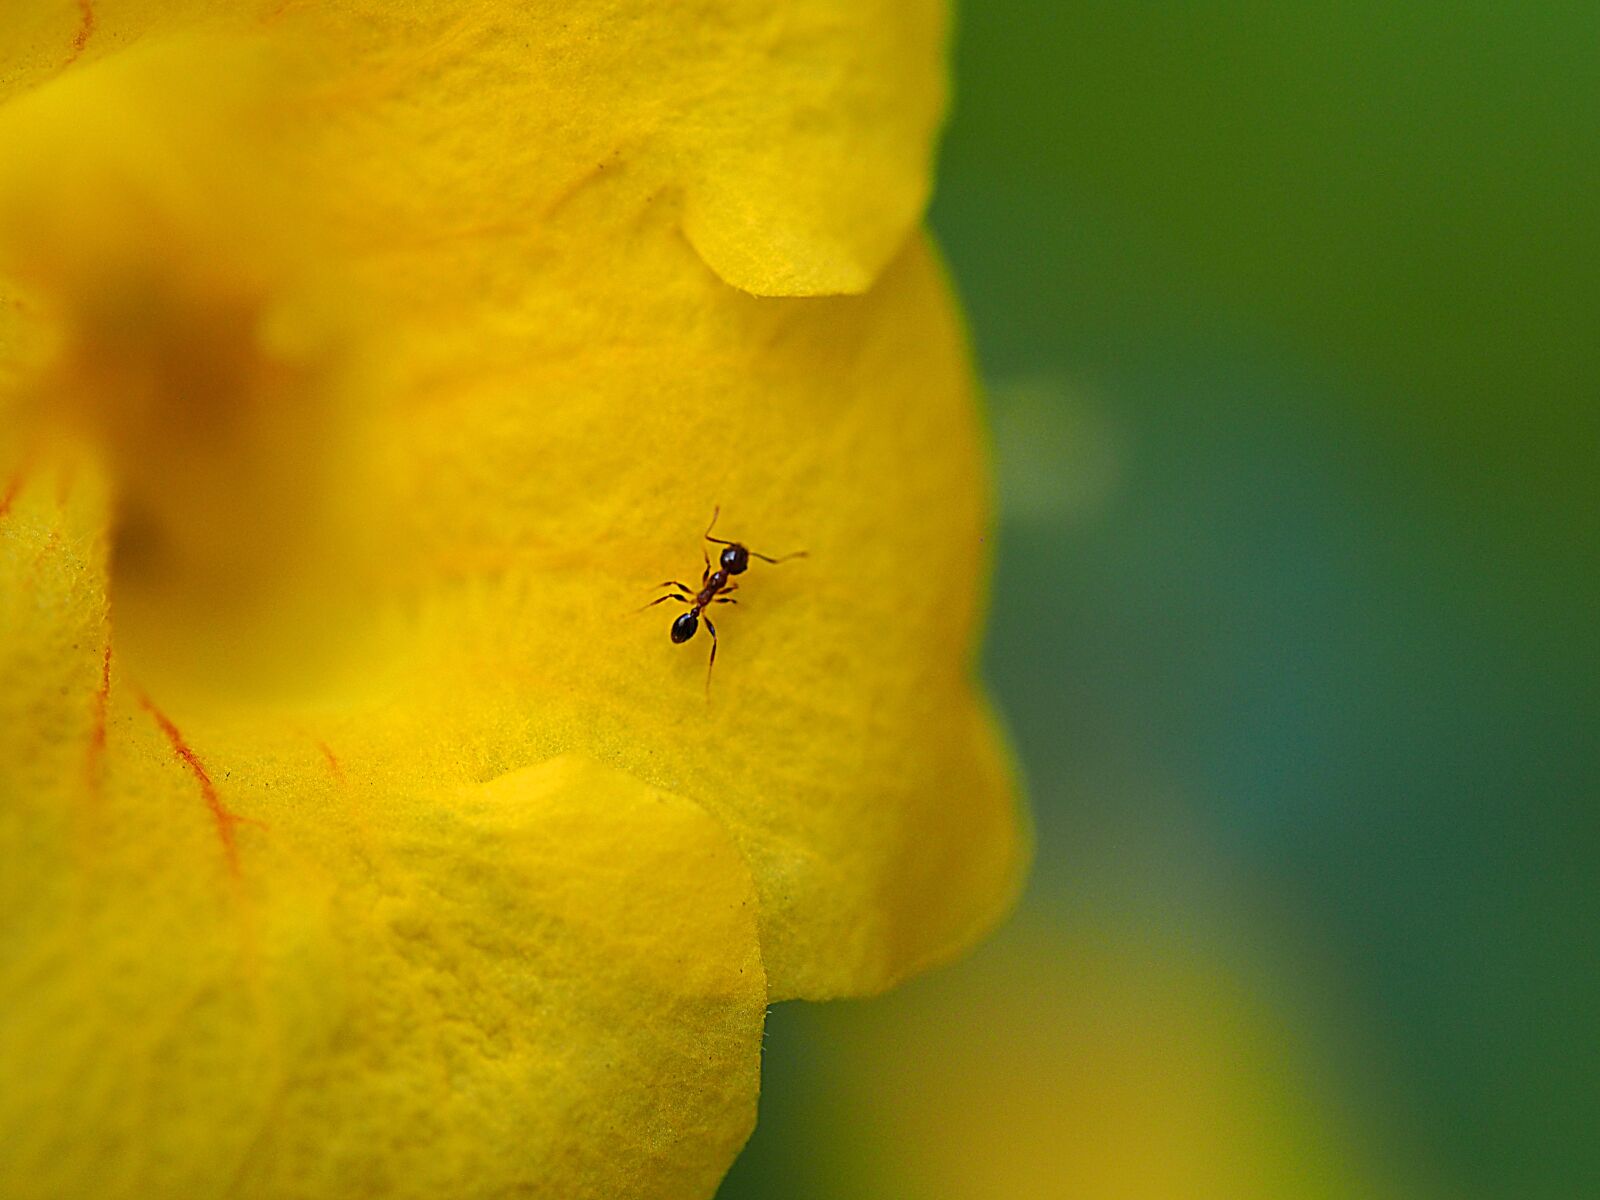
[721,4,1596,1198]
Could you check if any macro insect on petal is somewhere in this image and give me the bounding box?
[641,508,806,694]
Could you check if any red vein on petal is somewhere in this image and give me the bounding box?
[312,733,380,855]
[84,643,112,799]
[64,0,95,66]
[0,469,25,519]
[0,440,43,520]
[317,739,345,784]
[139,695,248,876]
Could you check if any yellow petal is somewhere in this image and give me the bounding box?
[351,205,1028,998]
[0,486,765,1195]
[2,0,948,296]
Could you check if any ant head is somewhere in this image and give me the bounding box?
[670,610,699,643]
[719,543,750,575]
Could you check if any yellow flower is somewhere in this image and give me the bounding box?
[0,4,1025,1197]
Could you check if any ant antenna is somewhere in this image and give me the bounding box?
[748,548,808,565]
[703,506,805,564]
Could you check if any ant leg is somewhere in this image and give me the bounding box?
[654,580,695,592]
[704,617,718,697]
[714,596,738,604]
[636,593,690,613]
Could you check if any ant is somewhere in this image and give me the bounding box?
[640,507,806,694]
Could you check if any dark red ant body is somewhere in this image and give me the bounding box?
[641,507,805,693]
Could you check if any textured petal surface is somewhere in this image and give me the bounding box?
[0,0,948,296]
[0,487,765,1197]
[373,224,1028,999]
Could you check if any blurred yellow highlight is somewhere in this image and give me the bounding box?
[817,919,1406,1200]
[0,35,377,700]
